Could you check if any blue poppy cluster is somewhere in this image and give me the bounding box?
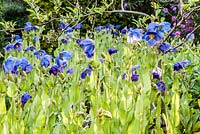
[4,35,23,52]
[3,56,33,75]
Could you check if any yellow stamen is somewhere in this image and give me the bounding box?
[157,26,162,30]
[149,34,155,39]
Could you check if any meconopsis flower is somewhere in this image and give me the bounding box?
[73,23,83,29]
[3,56,15,74]
[58,22,68,30]
[121,27,127,35]
[173,60,190,71]
[12,58,33,74]
[152,67,162,79]
[56,51,72,69]
[14,35,22,42]
[4,44,13,52]
[25,46,36,52]
[159,42,171,54]
[147,22,171,37]
[34,50,47,59]
[127,29,142,43]
[21,93,32,106]
[49,65,60,76]
[24,22,37,32]
[13,42,22,51]
[96,26,104,32]
[66,68,74,74]
[41,55,52,67]
[142,32,162,46]
[115,24,121,30]
[61,38,68,44]
[81,65,93,79]
[80,39,95,58]
[108,48,118,55]
[156,81,166,92]
[131,65,140,82]
[186,33,195,41]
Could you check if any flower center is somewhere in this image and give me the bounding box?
[15,45,18,48]
[149,34,155,39]
[39,52,43,55]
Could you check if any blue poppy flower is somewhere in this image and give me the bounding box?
[24,22,37,32]
[81,66,93,79]
[132,65,140,72]
[142,32,162,46]
[156,81,166,91]
[3,56,15,74]
[41,55,52,67]
[115,24,121,30]
[131,73,139,82]
[12,58,33,74]
[56,51,72,68]
[99,58,104,64]
[108,48,118,55]
[96,26,103,32]
[122,73,126,80]
[173,60,190,71]
[58,22,68,30]
[112,31,119,35]
[34,36,39,42]
[105,24,114,30]
[64,27,73,33]
[49,65,60,76]
[159,42,171,54]
[25,46,36,52]
[74,23,83,29]
[127,29,142,43]
[66,68,74,74]
[4,44,13,52]
[14,35,22,42]
[152,67,162,79]
[186,33,195,41]
[121,28,127,34]
[34,50,47,59]
[147,22,171,34]
[21,93,32,106]
[61,38,68,44]
[80,39,95,58]
[13,42,22,51]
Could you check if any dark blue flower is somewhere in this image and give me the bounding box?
[21,93,32,106]
[25,46,36,52]
[76,38,82,45]
[61,38,68,44]
[66,68,74,74]
[115,24,121,30]
[99,58,104,64]
[142,32,162,46]
[152,67,162,79]
[34,50,47,59]
[13,42,22,51]
[41,55,52,67]
[108,48,118,55]
[112,31,119,35]
[131,73,139,82]
[174,60,190,71]
[49,65,60,76]
[24,22,37,32]
[81,66,93,79]
[4,44,13,52]
[105,24,114,30]
[160,42,171,54]
[34,36,39,42]
[3,56,15,74]
[74,23,83,29]
[121,28,127,34]
[156,81,166,91]
[96,26,103,32]
[58,22,68,30]
[64,27,73,33]
[122,73,126,80]
[80,39,95,58]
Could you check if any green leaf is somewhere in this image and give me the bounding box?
[0,96,6,115]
